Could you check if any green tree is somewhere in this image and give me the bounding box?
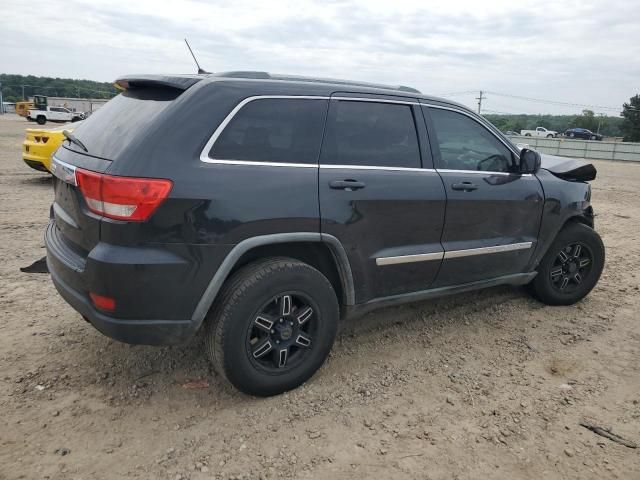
[569,109,598,131]
[621,94,640,142]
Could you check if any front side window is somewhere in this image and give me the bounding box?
[428,108,515,173]
[210,98,327,164]
[320,100,421,168]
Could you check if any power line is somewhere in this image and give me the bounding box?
[435,90,477,97]
[484,91,623,112]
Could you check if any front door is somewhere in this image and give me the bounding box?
[423,105,544,287]
[319,96,446,303]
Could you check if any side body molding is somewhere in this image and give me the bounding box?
[191,233,356,325]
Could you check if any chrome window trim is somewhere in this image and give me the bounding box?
[437,169,532,177]
[204,159,317,168]
[331,96,419,106]
[421,103,521,159]
[320,164,436,173]
[376,242,533,266]
[199,95,330,165]
[376,252,444,266]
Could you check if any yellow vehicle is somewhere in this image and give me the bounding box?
[22,122,80,173]
[16,101,34,117]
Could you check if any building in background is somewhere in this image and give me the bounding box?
[45,97,108,113]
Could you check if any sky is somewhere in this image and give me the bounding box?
[2,0,639,115]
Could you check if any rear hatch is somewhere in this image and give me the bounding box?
[50,75,202,255]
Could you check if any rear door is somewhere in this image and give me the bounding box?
[319,95,446,303]
[423,105,544,287]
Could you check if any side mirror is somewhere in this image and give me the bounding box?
[520,148,541,174]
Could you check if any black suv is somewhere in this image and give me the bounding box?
[46,72,604,396]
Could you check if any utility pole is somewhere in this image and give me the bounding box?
[0,81,3,115]
[476,90,485,114]
[22,84,25,100]
[597,113,605,134]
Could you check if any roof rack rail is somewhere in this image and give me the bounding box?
[212,71,421,94]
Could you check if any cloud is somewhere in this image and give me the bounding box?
[2,0,638,114]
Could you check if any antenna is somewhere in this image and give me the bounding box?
[184,38,209,74]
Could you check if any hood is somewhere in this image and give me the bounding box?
[540,153,597,181]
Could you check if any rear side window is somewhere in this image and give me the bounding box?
[210,99,327,164]
[320,101,421,168]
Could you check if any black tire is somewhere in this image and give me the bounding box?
[590,135,596,140]
[546,134,553,138]
[569,132,575,138]
[36,116,46,125]
[204,257,339,396]
[529,223,604,305]
[525,133,532,137]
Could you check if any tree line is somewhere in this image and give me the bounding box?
[484,94,640,142]
[483,110,624,137]
[0,74,118,101]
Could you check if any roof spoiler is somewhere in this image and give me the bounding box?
[114,74,204,91]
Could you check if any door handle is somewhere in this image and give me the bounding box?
[451,182,479,191]
[329,179,366,191]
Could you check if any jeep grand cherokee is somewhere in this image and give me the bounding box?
[46,72,604,396]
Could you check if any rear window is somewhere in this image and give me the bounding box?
[210,98,327,164]
[66,88,180,160]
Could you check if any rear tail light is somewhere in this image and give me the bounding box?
[33,136,49,143]
[75,169,173,221]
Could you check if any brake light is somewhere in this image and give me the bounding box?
[75,169,173,221]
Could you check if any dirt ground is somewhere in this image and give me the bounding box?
[0,113,638,480]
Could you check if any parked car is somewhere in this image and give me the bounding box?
[520,127,558,138]
[504,130,520,136]
[22,122,81,172]
[27,106,84,125]
[565,128,603,141]
[46,72,604,396]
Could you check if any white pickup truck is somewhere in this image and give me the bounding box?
[27,107,85,125]
[520,127,558,138]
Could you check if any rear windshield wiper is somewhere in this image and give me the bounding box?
[62,130,88,152]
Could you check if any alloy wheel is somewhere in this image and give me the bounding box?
[549,242,593,293]
[246,293,316,372]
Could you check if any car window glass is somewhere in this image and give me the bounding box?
[210,99,327,164]
[429,108,515,173]
[320,100,420,168]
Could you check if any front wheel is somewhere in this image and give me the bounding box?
[36,116,46,125]
[205,257,339,396]
[547,134,553,138]
[529,223,604,305]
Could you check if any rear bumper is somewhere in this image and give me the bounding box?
[23,158,50,172]
[45,221,206,345]
[48,264,198,345]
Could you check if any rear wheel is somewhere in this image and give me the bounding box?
[529,223,604,305]
[569,132,575,138]
[36,116,46,125]
[205,257,339,396]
